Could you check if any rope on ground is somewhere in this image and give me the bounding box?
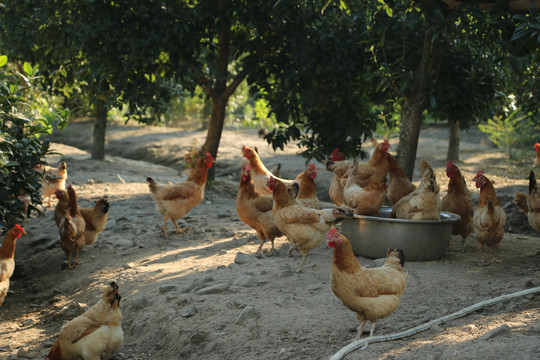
[330,286,540,360]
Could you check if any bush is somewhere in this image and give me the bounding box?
[0,56,65,230]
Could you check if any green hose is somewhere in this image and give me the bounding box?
[330,286,540,360]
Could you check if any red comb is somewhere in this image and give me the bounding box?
[245,164,251,171]
[327,228,338,238]
[446,160,453,167]
[15,224,24,231]
[476,170,484,177]
[308,164,317,170]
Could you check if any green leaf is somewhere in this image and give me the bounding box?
[0,55,7,67]
[23,62,33,76]
[5,161,20,167]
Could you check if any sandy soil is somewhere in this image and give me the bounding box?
[1,120,539,360]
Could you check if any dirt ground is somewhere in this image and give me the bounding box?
[1,120,539,360]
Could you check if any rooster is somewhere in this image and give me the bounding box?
[294,164,322,209]
[343,159,387,216]
[58,185,86,270]
[327,229,407,339]
[241,145,295,196]
[267,177,354,272]
[147,152,215,238]
[473,170,506,262]
[46,281,123,360]
[236,165,283,254]
[441,161,474,251]
[34,161,68,207]
[513,170,540,232]
[0,225,26,307]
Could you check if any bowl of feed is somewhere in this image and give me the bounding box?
[340,206,461,261]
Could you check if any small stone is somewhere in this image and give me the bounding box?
[479,324,511,340]
[195,283,229,295]
[129,295,149,310]
[190,331,208,344]
[87,179,95,185]
[279,269,292,278]
[217,210,232,218]
[234,305,260,325]
[234,252,249,265]
[234,275,258,287]
[182,306,198,318]
[123,262,135,269]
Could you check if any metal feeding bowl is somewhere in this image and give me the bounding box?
[341,207,461,261]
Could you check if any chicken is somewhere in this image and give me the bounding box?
[241,145,295,196]
[34,161,68,207]
[236,165,283,254]
[417,158,440,195]
[55,189,109,245]
[473,170,506,262]
[58,184,86,270]
[386,153,416,206]
[267,177,354,272]
[327,229,407,339]
[147,152,215,238]
[294,164,322,209]
[441,161,474,252]
[0,225,26,307]
[391,179,440,220]
[513,170,540,232]
[535,143,540,166]
[46,281,123,360]
[325,140,390,206]
[343,159,387,215]
[325,148,351,206]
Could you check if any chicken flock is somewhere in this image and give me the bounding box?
[1,139,538,358]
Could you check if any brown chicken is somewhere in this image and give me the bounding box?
[417,158,440,195]
[386,153,416,206]
[391,179,440,220]
[473,170,506,262]
[268,177,354,272]
[54,189,110,245]
[441,161,474,251]
[0,225,26,307]
[343,159,387,215]
[242,145,295,196]
[326,141,390,206]
[535,143,540,166]
[147,152,215,238]
[326,148,351,206]
[34,161,68,207]
[58,185,86,270]
[46,281,123,360]
[236,165,283,254]
[295,164,321,209]
[514,170,540,232]
[327,229,407,339]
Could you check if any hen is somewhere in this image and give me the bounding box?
[46,281,123,360]
[242,145,295,196]
[326,140,390,206]
[417,158,440,195]
[473,170,506,262]
[391,179,440,220]
[0,225,26,307]
[236,165,283,254]
[343,159,387,215]
[441,161,474,251]
[55,189,109,245]
[513,170,540,232]
[295,164,322,209]
[34,161,68,207]
[535,143,540,166]
[326,148,350,206]
[58,185,86,270]
[147,152,215,238]
[386,153,416,206]
[267,177,354,272]
[327,229,407,339]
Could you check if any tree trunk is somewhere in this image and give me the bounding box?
[202,95,228,181]
[91,99,108,160]
[398,96,424,180]
[447,118,460,162]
